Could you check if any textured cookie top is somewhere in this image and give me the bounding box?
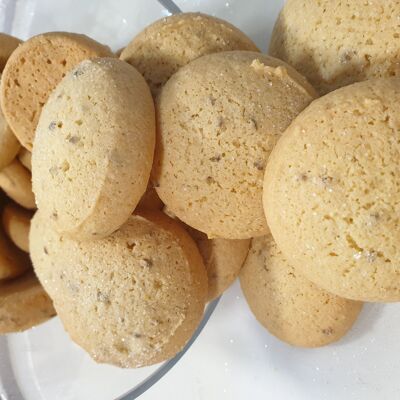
[0,33,21,72]
[32,58,155,240]
[264,78,400,302]
[30,211,207,368]
[154,51,316,239]
[270,0,400,94]
[0,32,112,149]
[240,234,363,347]
[120,12,259,96]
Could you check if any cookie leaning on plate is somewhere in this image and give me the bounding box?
[120,12,259,96]
[0,32,113,150]
[240,234,362,347]
[32,58,155,241]
[30,210,208,368]
[264,78,400,302]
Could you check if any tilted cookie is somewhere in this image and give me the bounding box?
[0,159,35,209]
[0,32,21,72]
[32,58,155,240]
[264,78,400,302]
[120,12,259,96]
[0,271,55,333]
[240,234,363,347]
[2,202,32,252]
[154,51,316,239]
[18,148,31,171]
[270,0,400,94]
[30,211,207,368]
[0,32,113,150]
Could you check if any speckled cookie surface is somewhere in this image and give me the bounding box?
[2,202,32,252]
[270,0,400,94]
[0,32,112,150]
[0,33,21,72]
[0,159,35,209]
[32,58,155,241]
[154,51,316,239]
[0,271,55,333]
[30,211,207,368]
[240,235,363,347]
[264,78,400,302]
[120,12,259,96]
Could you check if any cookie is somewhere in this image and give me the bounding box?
[0,33,21,72]
[30,210,207,368]
[270,0,400,94]
[154,51,316,239]
[0,32,113,150]
[263,78,400,302]
[120,12,259,96]
[18,148,31,171]
[0,159,35,209]
[240,234,363,347]
[0,270,55,333]
[32,58,155,241]
[2,202,32,252]
[0,78,20,170]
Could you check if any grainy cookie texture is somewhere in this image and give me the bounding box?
[264,78,400,302]
[30,211,208,368]
[0,271,55,333]
[0,32,113,150]
[32,58,155,241]
[120,12,259,96]
[240,234,363,347]
[154,51,316,239]
[270,0,400,94]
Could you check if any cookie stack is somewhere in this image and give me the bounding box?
[1,2,399,368]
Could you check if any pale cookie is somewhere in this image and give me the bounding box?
[0,32,113,150]
[240,234,363,347]
[0,270,55,333]
[154,51,316,239]
[30,211,207,368]
[32,58,155,241]
[120,12,259,96]
[0,159,35,209]
[270,0,400,94]
[264,78,400,302]
[0,33,21,72]
[18,148,31,171]
[2,202,32,252]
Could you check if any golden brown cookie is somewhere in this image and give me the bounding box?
[270,0,400,94]
[18,148,31,171]
[0,32,113,150]
[120,12,259,96]
[32,58,155,241]
[264,78,400,302]
[0,32,21,72]
[0,159,35,209]
[240,234,363,347]
[0,270,55,333]
[154,51,316,239]
[30,211,207,368]
[2,202,32,252]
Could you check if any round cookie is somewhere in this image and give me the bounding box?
[18,148,31,171]
[0,33,21,72]
[32,58,155,241]
[0,271,55,333]
[2,202,32,252]
[30,211,208,368]
[263,78,400,302]
[0,159,35,209]
[240,234,363,347]
[270,0,400,94]
[120,12,259,96]
[0,32,113,150]
[154,51,316,239]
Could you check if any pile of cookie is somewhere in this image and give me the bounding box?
[1,0,400,368]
